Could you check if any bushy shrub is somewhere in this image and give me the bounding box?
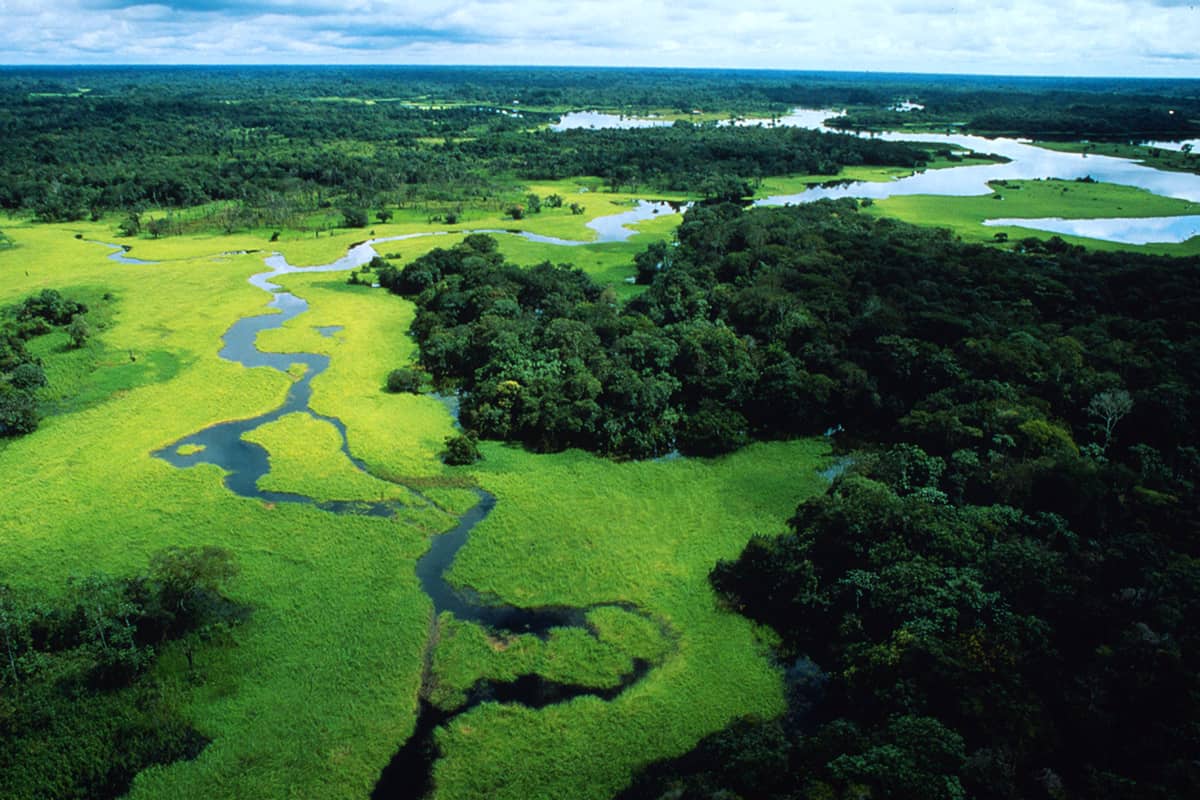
[441,432,482,465]
[385,367,424,394]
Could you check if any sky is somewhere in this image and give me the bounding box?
[0,0,1198,78]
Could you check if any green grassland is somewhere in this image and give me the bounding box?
[244,413,419,504]
[430,439,830,800]
[124,177,686,265]
[0,209,830,799]
[4,162,1191,798]
[428,612,648,711]
[868,178,1200,255]
[1034,140,1199,174]
[0,216,437,799]
[12,164,1187,799]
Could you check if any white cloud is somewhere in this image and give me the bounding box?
[0,0,1195,75]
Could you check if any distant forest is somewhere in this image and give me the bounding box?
[0,67,1196,224]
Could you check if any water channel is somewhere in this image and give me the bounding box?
[555,108,1200,243]
[130,210,677,799]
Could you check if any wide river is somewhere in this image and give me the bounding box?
[555,108,1200,243]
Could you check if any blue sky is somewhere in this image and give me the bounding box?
[1,0,1197,77]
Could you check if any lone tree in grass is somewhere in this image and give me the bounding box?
[341,207,369,228]
[442,431,482,465]
[146,217,170,239]
[118,212,141,238]
[385,367,424,394]
[67,315,91,349]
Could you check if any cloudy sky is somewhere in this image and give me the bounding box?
[1,0,1197,77]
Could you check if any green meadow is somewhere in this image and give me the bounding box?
[429,439,829,800]
[1034,139,1199,174]
[0,209,829,799]
[869,178,1200,255]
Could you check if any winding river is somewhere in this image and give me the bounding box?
[756,129,1200,209]
[131,212,677,800]
[556,109,1200,243]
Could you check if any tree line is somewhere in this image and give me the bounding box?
[3,67,1196,225]
[0,80,923,224]
[1,289,91,439]
[599,201,1200,800]
[0,547,246,800]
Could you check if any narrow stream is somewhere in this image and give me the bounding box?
[132,222,675,799]
[87,240,158,265]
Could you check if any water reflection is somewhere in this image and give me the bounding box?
[757,131,1200,206]
[983,214,1200,245]
[553,107,1200,243]
[551,110,673,131]
[1142,138,1200,153]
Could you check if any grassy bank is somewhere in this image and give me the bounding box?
[1034,140,1199,175]
[429,439,829,800]
[869,179,1200,255]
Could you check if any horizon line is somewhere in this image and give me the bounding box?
[1,63,1199,83]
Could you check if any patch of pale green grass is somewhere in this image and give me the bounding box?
[870,179,1200,254]
[0,218,441,799]
[427,439,831,800]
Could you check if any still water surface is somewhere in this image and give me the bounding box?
[555,108,1200,243]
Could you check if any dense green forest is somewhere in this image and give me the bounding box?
[823,86,1200,138]
[382,199,1200,464]
[0,88,918,223]
[371,197,1200,797]
[579,201,1199,800]
[0,547,245,800]
[2,67,1196,224]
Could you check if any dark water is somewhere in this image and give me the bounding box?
[148,246,672,799]
[374,658,651,800]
